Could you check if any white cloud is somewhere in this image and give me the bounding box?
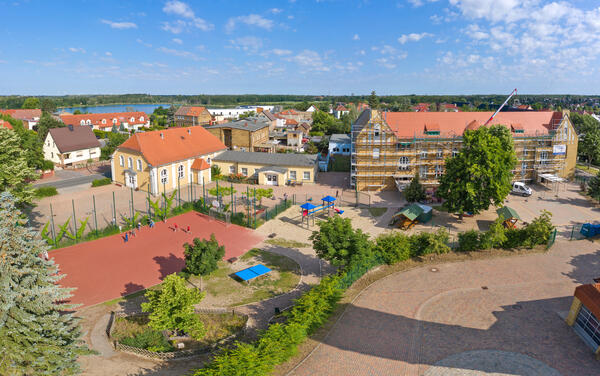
[408,0,439,7]
[172,38,183,45]
[398,32,433,44]
[448,0,527,24]
[100,19,137,29]
[157,46,200,60]
[68,47,86,53]
[464,24,488,40]
[269,8,283,14]
[353,34,360,41]
[229,36,263,53]
[136,39,152,47]
[286,50,330,72]
[272,48,292,56]
[376,58,396,69]
[105,51,112,56]
[226,14,274,33]
[161,1,213,33]
[141,62,168,68]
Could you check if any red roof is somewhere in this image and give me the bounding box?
[279,109,298,116]
[118,126,226,167]
[575,283,600,319]
[191,158,210,171]
[286,119,298,125]
[335,105,348,111]
[60,112,147,129]
[412,103,431,112]
[0,119,13,129]
[382,111,562,138]
[0,109,41,120]
[175,106,209,117]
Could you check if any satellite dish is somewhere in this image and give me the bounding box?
[212,200,220,208]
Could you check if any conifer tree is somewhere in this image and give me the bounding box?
[0,192,88,375]
[403,173,426,202]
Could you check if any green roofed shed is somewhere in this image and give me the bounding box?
[394,203,424,221]
[496,206,521,220]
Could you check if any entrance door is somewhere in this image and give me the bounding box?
[223,129,232,148]
[266,174,278,186]
[125,172,137,189]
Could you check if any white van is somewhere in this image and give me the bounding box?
[511,182,532,197]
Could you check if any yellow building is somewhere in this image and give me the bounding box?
[566,283,600,357]
[351,110,578,191]
[205,119,271,151]
[111,126,227,194]
[173,106,213,127]
[212,151,318,186]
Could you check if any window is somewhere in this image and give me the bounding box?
[137,159,142,171]
[119,155,124,166]
[303,171,310,180]
[421,150,428,158]
[80,120,85,126]
[128,157,133,168]
[540,151,549,164]
[435,165,443,178]
[140,116,144,122]
[102,119,106,124]
[437,149,443,159]
[398,156,409,171]
[241,168,248,176]
[290,170,297,180]
[373,148,380,159]
[130,117,135,123]
[229,166,235,174]
[207,157,211,164]
[160,169,168,184]
[452,148,459,157]
[419,166,428,177]
[178,165,184,179]
[86,120,91,125]
[113,118,117,124]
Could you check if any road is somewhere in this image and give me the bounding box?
[33,173,107,189]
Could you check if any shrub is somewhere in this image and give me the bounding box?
[182,234,225,276]
[410,228,450,256]
[522,210,554,248]
[40,159,55,171]
[403,173,426,203]
[375,233,411,264]
[34,186,58,198]
[91,177,111,187]
[208,186,236,197]
[502,228,526,249]
[457,230,481,252]
[210,165,221,178]
[479,216,507,249]
[119,327,174,352]
[309,216,372,267]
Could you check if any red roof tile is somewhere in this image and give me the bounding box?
[286,119,298,125]
[191,158,210,171]
[117,126,226,167]
[174,106,209,117]
[0,119,13,129]
[1,109,41,120]
[335,105,348,111]
[383,111,561,138]
[60,112,147,129]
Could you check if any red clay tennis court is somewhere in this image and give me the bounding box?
[50,211,263,307]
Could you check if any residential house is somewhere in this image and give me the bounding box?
[204,118,270,151]
[329,134,351,156]
[412,103,431,112]
[174,106,212,127]
[0,109,42,130]
[306,105,319,112]
[60,112,149,131]
[43,125,101,168]
[276,109,312,122]
[0,119,13,129]
[111,126,226,194]
[333,105,349,119]
[257,110,282,131]
[208,106,275,121]
[297,122,311,137]
[212,151,318,186]
[440,103,460,112]
[351,109,578,191]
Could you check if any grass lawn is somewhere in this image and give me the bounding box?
[368,207,387,217]
[190,248,301,307]
[431,205,449,212]
[577,163,599,174]
[111,312,246,351]
[328,155,350,172]
[34,186,58,198]
[265,238,310,248]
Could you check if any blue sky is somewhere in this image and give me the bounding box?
[1,0,600,95]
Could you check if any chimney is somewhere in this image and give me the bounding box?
[68,124,74,131]
[160,132,164,139]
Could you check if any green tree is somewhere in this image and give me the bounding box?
[436,125,517,219]
[0,128,38,204]
[182,234,225,276]
[141,274,205,339]
[36,112,65,142]
[368,90,379,110]
[255,188,273,206]
[294,101,310,111]
[576,116,600,167]
[2,114,46,170]
[309,216,372,267]
[239,111,256,119]
[100,132,129,160]
[73,109,82,115]
[311,110,335,134]
[403,173,426,202]
[588,171,600,201]
[40,98,56,113]
[21,97,40,109]
[211,165,221,178]
[0,193,88,375]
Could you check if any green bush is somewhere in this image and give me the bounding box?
[375,233,411,264]
[479,216,507,249]
[34,186,58,198]
[457,230,481,252]
[40,159,55,171]
[119,327,174,352]
[91,177,111,187]
[522,210,554,248]
[410,228,450,256]
[182,234,225,276]
[503,228,526,249]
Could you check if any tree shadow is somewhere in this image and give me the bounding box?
[118,282,145,314]
[153,253,185,280]
[563,248,600,285]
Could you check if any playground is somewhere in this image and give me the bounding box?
[300,195,344,226]
[50,211,263,307]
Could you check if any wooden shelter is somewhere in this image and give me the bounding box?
[496,206,521,229]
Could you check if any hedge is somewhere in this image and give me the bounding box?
[34,186,58,198]
[91,177,112,187]
[375,228,450,265]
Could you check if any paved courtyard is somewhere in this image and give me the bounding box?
[290,238,600,376]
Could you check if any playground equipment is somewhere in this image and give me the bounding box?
[301,195,338,226]
[496,206,520,229]
[391,203,432,230]
[581,223,600,238]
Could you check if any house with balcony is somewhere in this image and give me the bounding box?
[43,125,101,167]
[60,112,149,131]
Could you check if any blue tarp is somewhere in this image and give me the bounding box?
[321,195,336,203]
[234,264,272,281]
[300,202,318,210]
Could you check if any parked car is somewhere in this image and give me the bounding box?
[511,182,532,196]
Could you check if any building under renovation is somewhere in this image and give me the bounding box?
[350,109,578,191]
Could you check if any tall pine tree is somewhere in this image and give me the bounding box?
[0,192,87,375]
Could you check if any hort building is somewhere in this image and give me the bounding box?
[212,151,318,186]
[111,126,226,193]
[351,109,578,191]
[566,283,600,357]
[205,118,270,152]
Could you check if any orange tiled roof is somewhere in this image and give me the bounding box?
[191,158,210,171]
[575,283,600,319]
[117,126,226,167]
[1,109,41,120]
[60,112,147,129]
[382,111,562,138]
[336,105,348,111]
[0,119,13,129]
[286,119,298,125]
[175,106,209,117]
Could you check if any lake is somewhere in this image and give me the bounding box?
[58,103,172,114]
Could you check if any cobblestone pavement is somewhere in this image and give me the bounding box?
[291,238,600,376]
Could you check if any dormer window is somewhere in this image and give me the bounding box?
[112,118,117,124]
[140,116,144,122]
[102,119,106,124]
[424,123,440,135]
[86,119,91,125]
[130,117,135,123]
[80,120,85,126]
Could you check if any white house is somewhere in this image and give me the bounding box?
[59,112,150,131]
[306,105,319,112]
[43,125,101,168]
[0,109,41,130]
[208,105,275,121]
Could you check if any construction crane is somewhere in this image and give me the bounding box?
[484,88,517,126]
